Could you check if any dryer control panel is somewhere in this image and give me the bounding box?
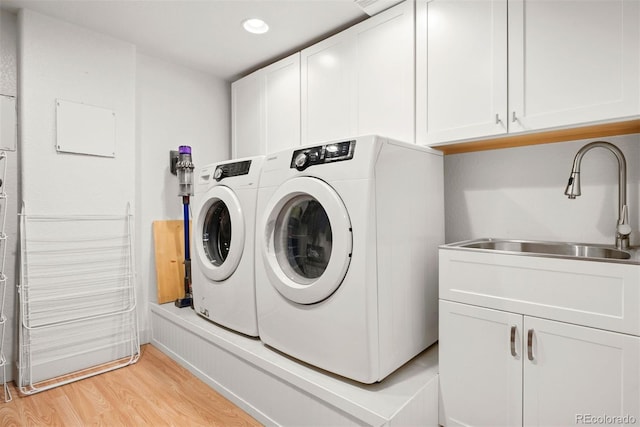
[214,160,252,181]
[290,140,356,171]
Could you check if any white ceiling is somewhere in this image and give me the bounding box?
[0,0,370,81]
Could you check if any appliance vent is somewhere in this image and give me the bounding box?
[353,0,403,16]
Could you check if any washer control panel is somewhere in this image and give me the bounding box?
[290,140,356,171]
[214,160,252,181]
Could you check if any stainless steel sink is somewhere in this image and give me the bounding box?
[446,238,635,262]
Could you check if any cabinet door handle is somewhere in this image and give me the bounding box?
[510,325,518,357]
[495,113,502,125]
[512,111,518,123]
[527,328,535,361]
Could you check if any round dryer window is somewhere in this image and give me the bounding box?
[274,195,333,283]
[261,177,352,304]
[194,186,245,282]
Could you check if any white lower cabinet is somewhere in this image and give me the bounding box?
[523,316,640,427]
[440,300,640,427]
[439,301,522,426]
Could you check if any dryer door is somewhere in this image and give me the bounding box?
[261,177,352,304]
[195,186,245,282]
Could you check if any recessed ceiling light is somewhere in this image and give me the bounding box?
[243,18,269,34]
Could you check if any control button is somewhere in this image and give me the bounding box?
[309,151,319,162]
[294,152,309,170]
[214,168,224,181]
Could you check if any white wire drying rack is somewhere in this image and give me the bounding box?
[0,152,11,402]
[18,203,139,395]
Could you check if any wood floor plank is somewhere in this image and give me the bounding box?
[0,345,262,427]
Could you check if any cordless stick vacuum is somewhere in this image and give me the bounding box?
[174,145,195,308]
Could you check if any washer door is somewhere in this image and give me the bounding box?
[262,177,352,304]
[195,186,245,282]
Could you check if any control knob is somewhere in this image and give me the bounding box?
[294,152,310,171]
[214,167,225,181]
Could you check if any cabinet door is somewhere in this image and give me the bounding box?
[439,300,523,427]
[418,0,508,146]
[301,1,415,145]
[524,317,640,427]
[231,71,262,158]
[355,0,415,144]
[301,30,356,145]
[263,53,301,154]
[509,0,640,132]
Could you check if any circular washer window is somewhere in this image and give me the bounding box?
[202,200,232,266]
[194,186,245,282]
[261,177,352,304]
[274,195,333,285]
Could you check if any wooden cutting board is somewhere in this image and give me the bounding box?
[153,220,191,304]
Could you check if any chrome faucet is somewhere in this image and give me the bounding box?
[564,141,632,250]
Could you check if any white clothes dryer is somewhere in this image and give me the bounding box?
[192,156,264,337]
[255,136,444,383]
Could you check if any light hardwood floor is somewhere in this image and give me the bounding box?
[0,344,262,426]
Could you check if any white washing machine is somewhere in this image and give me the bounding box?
[255,135,444,383]
[192,156,264,337]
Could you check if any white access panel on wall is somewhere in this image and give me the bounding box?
[0,95,17,151]
[56,99,116,157]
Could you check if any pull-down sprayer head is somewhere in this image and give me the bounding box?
[564,171,581,199]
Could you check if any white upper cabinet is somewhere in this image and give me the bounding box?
[419,0,640,146]
[301,31,357,145]
[232,71,262,159]
[301,1,415,145]
[355,2,415,144]
[263,53,301,154]
[508,0,640,132]
[231,53,301,158]
[417,0,508,145]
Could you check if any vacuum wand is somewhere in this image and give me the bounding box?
[174,146,195,308]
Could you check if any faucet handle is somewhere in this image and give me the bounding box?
[617,205,632,238]
[618,223,632,236]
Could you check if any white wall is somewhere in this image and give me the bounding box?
[0,9,19,384]
[135,53,230,336]
[19,9,136,215]
[17,9,137,382]
[0,8,230,384]
[444,134,640,246]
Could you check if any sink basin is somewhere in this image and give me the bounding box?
[447,238,633,262]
